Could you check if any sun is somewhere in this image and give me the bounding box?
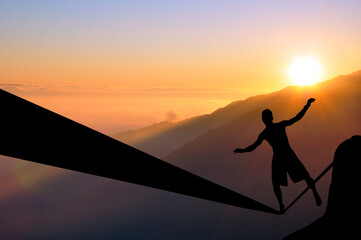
[287,56,323,86]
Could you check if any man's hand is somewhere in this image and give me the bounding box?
[233,148,245,154]
[306,98,315,107]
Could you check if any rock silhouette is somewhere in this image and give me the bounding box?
[284,135,361,239]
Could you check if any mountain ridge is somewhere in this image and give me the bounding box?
[114,70,360,159]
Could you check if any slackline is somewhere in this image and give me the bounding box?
[0,89,279,214]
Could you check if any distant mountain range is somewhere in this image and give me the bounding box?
[114,69,361,211]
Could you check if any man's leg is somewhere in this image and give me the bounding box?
[273,184,285,213]
[305,176,322,206]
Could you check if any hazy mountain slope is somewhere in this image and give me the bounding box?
[113,121,174,146]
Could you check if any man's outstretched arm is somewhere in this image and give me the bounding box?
[233,133,263,154]
[282,98,315,126]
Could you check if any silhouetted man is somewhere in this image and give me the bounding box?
[233,98,322,213]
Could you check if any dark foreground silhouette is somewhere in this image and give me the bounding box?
[284,135,361,239]
[0,89,278,214]
[234,98,322,213]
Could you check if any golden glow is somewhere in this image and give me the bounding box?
[288,56,323,86]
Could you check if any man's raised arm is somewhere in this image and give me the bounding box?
[282,98,315,127]
[233,133,264,154]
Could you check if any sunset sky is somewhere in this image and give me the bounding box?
[1,0,360,133]
[1,2,361,239]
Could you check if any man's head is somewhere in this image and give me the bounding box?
[262,109,273,125]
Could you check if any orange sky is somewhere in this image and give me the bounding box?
[1,1,360,134]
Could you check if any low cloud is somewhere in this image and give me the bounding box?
[165,110,177,122]
[0,83,110,96]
